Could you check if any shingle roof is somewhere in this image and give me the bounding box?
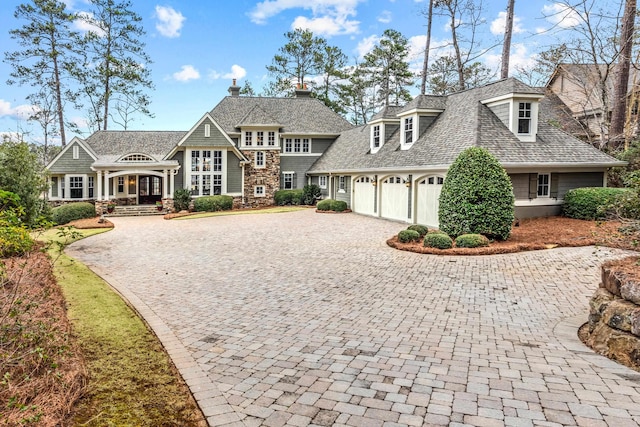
[84,130,186,163]
[309,78,622,173]
[211,96,354,134]
[236,105,281,127]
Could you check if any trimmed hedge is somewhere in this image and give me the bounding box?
[455,233,490,248]
[316,199,348,212]
[407,224,429,237]
[193,195,234,212]
[439,147,514,240]
[562,187,631,220]
[52,202,96,225]
[274,189,304,206]
[423,233,453,249]
[398,229,421,243]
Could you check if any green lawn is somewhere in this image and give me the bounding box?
[173,205,308,220]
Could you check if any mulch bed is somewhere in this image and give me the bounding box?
[66,217,114,229]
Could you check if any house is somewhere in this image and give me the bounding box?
[46,77,624,227]
[547,63,640,141]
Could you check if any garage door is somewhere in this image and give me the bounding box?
[416,176,444,227]
[353,176,376,216]
[380,176,408,222]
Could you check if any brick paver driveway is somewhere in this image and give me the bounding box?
[67,210,640,427]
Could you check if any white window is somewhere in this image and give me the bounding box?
[404,117,413,145]
[284,138,310,153]
[70,176,83,199]
[256,131,264,146]
[204,123,211,137]
[319,175,327,189]
[190,149,223,196]
[372,125,380,149]
[245,131,253,146]
[117,176,125,193]
[537,173,550,197]
[283,172,294,189]
[268,131,276,146]
[518,102,531,134]
[72,145,79,159]
[254,185,265,197]
[338,176,346,192]
[255,151,265,168]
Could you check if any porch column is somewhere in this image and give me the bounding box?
[163,169,169,198]
[96,171,102,201]
[104,172,110,200]
[170,169,175,197]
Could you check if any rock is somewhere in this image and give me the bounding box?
[602,299,640,333]
[585,322,640,369]
[621,280,640,306]
[602,268,624,297]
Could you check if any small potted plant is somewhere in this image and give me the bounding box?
[156,200,163,211]
[106,202,116,213]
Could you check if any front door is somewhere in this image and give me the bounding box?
[139,175,162,205]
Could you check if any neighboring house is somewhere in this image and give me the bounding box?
[547,63,640,142]
[47,77,624,227]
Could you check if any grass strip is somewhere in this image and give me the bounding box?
[173,205,307,220]
[41,227,205,426]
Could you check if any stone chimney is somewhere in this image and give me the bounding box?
[228,78,241,97]
[294,82,312,98]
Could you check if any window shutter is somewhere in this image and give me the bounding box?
[550,173,559,198]
[529,173,538,199]
[292,172,297,189]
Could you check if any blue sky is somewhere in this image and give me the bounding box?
[0,0,580,144]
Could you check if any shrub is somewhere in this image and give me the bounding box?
[330,200,348,212]
[562,187,630,220]
[173,188,192,211]
[51,202,96,225]
[407,224,429,237]
[398,229,421,243]
[455,233,490,248]
[423,233,453,249]
[0,225,34,258]
[301,184,321,205]
[439,147,514,240]
[274,189,304,206]
[193,195,234,212]
[316,199,332,211]
[607,189,640,220]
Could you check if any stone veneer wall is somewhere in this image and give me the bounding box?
[585,261,640,368]
[242,150,280,208]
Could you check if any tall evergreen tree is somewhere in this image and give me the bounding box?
[5,0,78,146]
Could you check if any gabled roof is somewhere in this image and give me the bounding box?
[309,78,623,174]
[84,130,186,164]
[46,136,97,169]
[211,96,354,135]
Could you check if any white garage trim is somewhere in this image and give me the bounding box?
[380,175,410,222]
[415,175,444,228]
[352,175,377,216]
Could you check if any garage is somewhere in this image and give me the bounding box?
[352,176,376,216]
[415,175,444,227]
[380,176,409,222]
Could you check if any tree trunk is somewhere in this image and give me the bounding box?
[610,0,636,148]
[500,0,515,80]
[421,0,434,95]
[49,19,66,147]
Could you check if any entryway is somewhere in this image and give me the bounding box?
[138,175,162,205]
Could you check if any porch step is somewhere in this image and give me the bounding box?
[107,205,166,217]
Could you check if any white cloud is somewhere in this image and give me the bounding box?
[73,11,106,36]
[542,3,582,29]
[0,99,35,120]
[356,34,379,58]
[209,65,247,80]
[0,100,12,117]
[490,11,524,36]
[377,10,392,24]
[484,43,537,75]
[173,65,200,82]
[249,0,363,36]
[155,6,185,38]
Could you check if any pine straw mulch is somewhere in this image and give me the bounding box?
[66,217,114,229]
[387,216,639,255]
[0,251,87,426]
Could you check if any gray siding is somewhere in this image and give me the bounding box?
[418,116,436,136]
[510,174,529,199]
[385,123,399,142]
[171,151,185,191]
[48,141,94,173]
[312,138,334,154]
[51,177,58,197]
[183,118,233,148]
[515,205,561,219]
[557,172,603,198]
[334,175,351,206]
[227,151,242,193]
[310,175,330,197]
[280,156,320,189]
[489,102,510,127]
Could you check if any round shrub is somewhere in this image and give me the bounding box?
[301,184,321,205]
[0,226,34,258]
[316,199,332,211]
[330,200,348,212]
[439,147,514,240]
[173,188,192,211]
[274,189,304,206]
[407,224,429,237]
[423,233,453,249]
[398,229,421,243]
[455,233,489,248]
[52,202,96,225]
[562,187,630,220]
[193,195,234,212]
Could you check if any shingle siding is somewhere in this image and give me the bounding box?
[48,142,94,174]
[557,172,603,198]
[312,138,334,154]
[280,156,321,189]
[171,151,184,191]
[335,175,351,206]
[183,119,233,148]
[489,103,510,127]
[227,151,242,193]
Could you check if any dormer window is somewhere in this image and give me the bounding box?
[245,131,253,146]
[268,131,276,146]
[404,117,413,144]
[256,131,264,146]
[518,102,531,134]
[373,125,380,148]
